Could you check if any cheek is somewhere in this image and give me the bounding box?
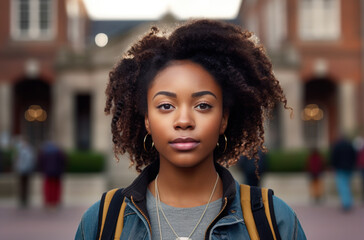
[146,111,168,137]
[202,116,224,139]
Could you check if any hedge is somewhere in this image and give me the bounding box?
[266,148,330,172]
[66,150,105,173]
[0,148,15,172]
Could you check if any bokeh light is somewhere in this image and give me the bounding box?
[24,105,47,122]
[95,33,108,47]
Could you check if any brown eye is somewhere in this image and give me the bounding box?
[196,103,212,110]
[157,103,174,111]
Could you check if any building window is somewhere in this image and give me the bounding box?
[11,0,56,40]
[298,0,340,40]
[66,0,86,52]
[265,0,287,50]
[75,94,91,150]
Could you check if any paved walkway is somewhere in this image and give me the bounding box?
[294,204,364,240]
[0,206,87,240]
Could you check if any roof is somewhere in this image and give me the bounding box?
[89,20,148,42]
[89,17,242,43]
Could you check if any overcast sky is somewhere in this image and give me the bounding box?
[83,0,243,20]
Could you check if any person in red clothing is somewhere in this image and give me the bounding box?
[306,148,325,203]
[38,141,66,208]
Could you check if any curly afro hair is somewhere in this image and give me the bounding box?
[104,19,290,172]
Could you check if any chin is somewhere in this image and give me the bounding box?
[159,149,214,169]
[169,156,210,169]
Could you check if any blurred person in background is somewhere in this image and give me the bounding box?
[0,131,11,172]
[0,144,4,172]
[306,148,325,204]
[13,136,35,208]
[330,136,357,211]
[357,143,364,203]
[38,141,66,208]
[238,150,266,186]
[0,148,2,172]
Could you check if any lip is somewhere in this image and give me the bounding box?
[169,137,200,151]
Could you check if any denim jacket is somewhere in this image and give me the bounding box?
[75,161,306,240]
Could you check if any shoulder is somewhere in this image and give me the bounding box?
[272,196,306,240]
[233,183,306,239]
[82,200,101,221]
[75,201,100,240]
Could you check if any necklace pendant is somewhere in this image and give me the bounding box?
[176,238,191,240]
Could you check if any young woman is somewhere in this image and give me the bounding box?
[75,19,306,240]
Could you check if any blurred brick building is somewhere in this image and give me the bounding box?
[0,0,89,148]
[239,0,363,149]
[1,0,362,170]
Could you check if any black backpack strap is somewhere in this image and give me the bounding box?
[96,192,107,239]
[96,188,125,240]
[250,186,274,240]
[101,188,124,240]
[268,189,281,240]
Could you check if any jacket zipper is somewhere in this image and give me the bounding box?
[131,195,153,236]
[204,197,228,240]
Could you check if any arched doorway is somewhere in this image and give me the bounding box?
[303,77,337,148]
[13,78,51,147]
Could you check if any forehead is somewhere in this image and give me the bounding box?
[148,60,222,97]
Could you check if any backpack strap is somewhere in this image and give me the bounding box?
[96,188,126,240]
[266,188,281,240]
[250,186,274,240]
[240,184,281,240]
[96,191,107,239]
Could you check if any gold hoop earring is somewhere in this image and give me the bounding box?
[143,133,154,152]
[216,134,227,153]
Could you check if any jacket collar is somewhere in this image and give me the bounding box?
[122,160,160,202]
[122,160,237,219]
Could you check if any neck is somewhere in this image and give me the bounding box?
[149,158,223,208]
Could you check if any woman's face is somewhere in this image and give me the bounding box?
[145,60,228,169]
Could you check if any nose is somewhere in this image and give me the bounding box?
[173,106,195,130]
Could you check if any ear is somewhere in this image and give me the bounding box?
[145,114,151,133]
[219,110,229,134]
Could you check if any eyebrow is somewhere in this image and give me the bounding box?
[191,91,217,99]
[153,91,217,99]
[153,91,177,99]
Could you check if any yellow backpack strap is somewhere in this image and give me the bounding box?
[240,184,280,240]
[240,184,260,240]
[114,199,127,239]
[96,188,126,240]
[261,188,281,240]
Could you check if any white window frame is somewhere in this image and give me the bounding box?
[265,0,287,50]
[298,0,341,41]
[66,0,86,51]
[10,0,57,41]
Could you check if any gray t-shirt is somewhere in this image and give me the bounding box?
[146,189,222,240]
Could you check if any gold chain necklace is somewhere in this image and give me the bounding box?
[154,173,219,240]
